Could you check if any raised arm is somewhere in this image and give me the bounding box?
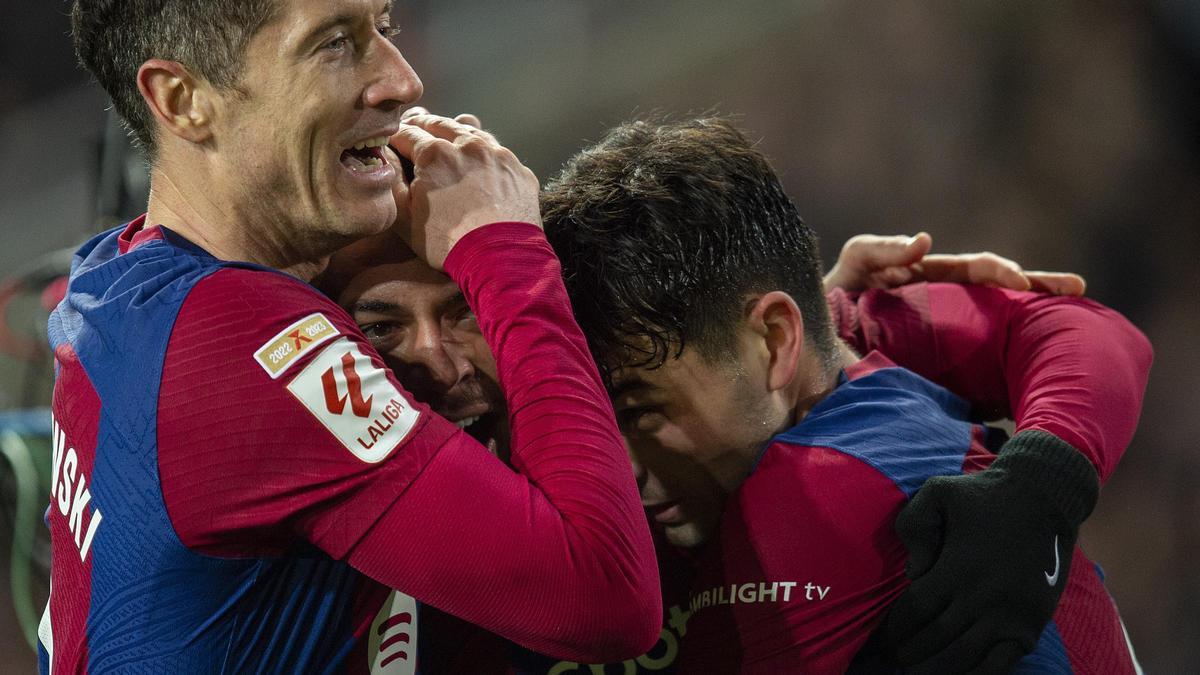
[826,282,1151,672]
[346,223,661,660]
[829,283,1152,479]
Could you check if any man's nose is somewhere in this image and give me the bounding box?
[407,323,473,392]
[363,37,424,110]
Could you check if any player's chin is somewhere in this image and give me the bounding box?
[662,521,712,550]
[332,198,397,240]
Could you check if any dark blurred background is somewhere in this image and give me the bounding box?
[1,0,1196,670]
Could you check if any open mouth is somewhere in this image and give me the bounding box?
[454,411,502,456]
[340,136,390,172]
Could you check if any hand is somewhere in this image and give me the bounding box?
[388,112,540,270]
[822,233,1086,296]
[882,431,1100,674]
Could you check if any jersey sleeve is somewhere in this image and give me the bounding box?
[683,443,910,673]
[827,284,1153,481]
[157,223,660,662]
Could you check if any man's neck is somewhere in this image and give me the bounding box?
[144,163,333,282]
[789,341,860,427]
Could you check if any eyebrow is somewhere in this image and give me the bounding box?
[300,13,357,49]
[298,1,394,51]
[352,299,408,317]
[434,291,470,315]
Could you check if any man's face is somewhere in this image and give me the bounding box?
[609,340,786,550]
[212,0,422,248]
[329,240,509,459]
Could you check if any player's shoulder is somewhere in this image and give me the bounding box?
[764,351,974,498]
[171,265,362,380]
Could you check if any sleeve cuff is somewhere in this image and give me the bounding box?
[992,429,1100,527]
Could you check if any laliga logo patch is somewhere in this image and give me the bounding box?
[368,591,418,674]
[287,338,420,462]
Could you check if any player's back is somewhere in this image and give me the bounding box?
[680,352,1139,674]
[40,222,385,673]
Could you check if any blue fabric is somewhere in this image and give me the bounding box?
[769,366,975,498]
[1014,621,1073,674]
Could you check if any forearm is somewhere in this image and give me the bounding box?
[830,284,1153,480]
[384,221,659,659]
[927,285,1152,480]
[347,430,660,661]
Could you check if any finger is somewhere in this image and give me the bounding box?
[455,113,483,129]
[883,571,955,653]
[1025,271,1086,296]
[870,265,916,288]
[904,620,998,675]
[969,253,1030,290]
[964,641,1028,675]
[388,124,444,165]
[452,115,500,146]
[404,113,492,144]
[401,105,429,121]
[894,479,946,579]
[917,253,1032,291]
[893,598,973,667]
[382,144,415,184]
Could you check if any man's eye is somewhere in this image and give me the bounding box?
[378,25,402,41]
[324,35,351,52]
[619,407,664,434]
[359,321,397,341]
[452,308,479,332]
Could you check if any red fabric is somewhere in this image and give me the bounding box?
[158,222,659,663]
[681,446,911,673]
[47,344,100,674]
[682,437,1134,673]
[116,215,164,254]
[828,283,1153,481]
[1054,557,1139,675]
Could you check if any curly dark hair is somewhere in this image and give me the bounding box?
[542,116,837,379]
[71,0,280,155]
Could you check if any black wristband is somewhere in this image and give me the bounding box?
[991,429,1100,528]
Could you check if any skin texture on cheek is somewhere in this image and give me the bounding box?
[624,346,788,549]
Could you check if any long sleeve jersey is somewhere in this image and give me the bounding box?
[413,284,1153,674]
[39,218,660,674]
[678,352,1140,674]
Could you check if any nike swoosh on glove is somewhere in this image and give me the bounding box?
[881,430,1100,675]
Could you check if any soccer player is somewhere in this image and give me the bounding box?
[537,117,1151,673]
[44,1,661,672]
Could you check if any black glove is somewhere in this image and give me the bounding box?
[881,430,1100,674]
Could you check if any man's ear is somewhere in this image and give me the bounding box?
[746,291,804,393]
[136,59,215,145]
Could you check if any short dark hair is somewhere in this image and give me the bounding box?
[71,0,280,155]
[542,116,837,379]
